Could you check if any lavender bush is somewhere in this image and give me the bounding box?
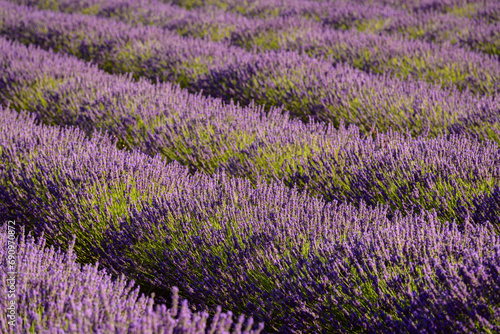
[12,0,252,42]
[0,0,246,89]
[0,108,498,332]
[0,1,499,332]
[0,224,263,333]
[7,0,500,95]
[1,39,499,226]
[319,4,500,57]
[1,36,499,145]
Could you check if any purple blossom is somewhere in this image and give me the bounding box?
[0,224,263,333]
[0,107,498,332]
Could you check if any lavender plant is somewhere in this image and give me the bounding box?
[11,0,253,42]
[0,224,263,333]
[0,39,499,227]
[249,22,500,95]
[1,36,499,145]
[1,108,498,333]
[0,38,336,177]
[354,0,493,14]
[316,2,500,57]
[192,50,500,139]
[1,1,499,333]
[280,131,500,226]
[8,0,500,95]
[0,0,246,89]
[474,1,500,22]
[163,0,499,23]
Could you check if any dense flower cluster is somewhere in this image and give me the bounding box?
[0,0,499,332]
[0,224,263,333]
[167,0,500,20]
[14,0,500,56]
[2,0,500,98]
[1,107,499,333]
[2,31,499,142]
[1,38,499,226]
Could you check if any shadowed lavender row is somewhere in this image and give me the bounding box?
[0,224,263,333]
[8,0,500,96]
[1,38,499,226]
[1,107,499,333]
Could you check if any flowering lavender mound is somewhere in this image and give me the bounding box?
[3,34,500,145]
[12,0,253,42]
[164,0,500,20]
[0,0,499,332]
[0,224,264,333]
[1,0,500,100]
[0,38,499,227]
[1,107,499,333]
[0,0,245,90]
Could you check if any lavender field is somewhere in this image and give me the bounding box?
[0,0,499,333]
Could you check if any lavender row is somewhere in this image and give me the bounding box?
[12,0,254,42]
[162,0,326,17]
[194,49,500,140]
[1,107,499,332]
[10,0,500,96]
[162,0,499,21]
[0,37,335,182]
[160,0,456,16]
[161,0,500,35]
[333,4,500,57]
[34,0,500,58]
[167,0,500,59]
[1,5,499,140]
[1,38,499,226]
[296,1,500,58]
[219,17,500,96]
[285,133,500,226]
[327,0,500,29]
[0,224,263,333]
[0,0,247,90]
[156,0,500,44]
[204,0,498,17]
[354,0,497,14]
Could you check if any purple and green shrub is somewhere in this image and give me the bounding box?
[162,0,492,17]
[11,0,253,42]
[1,36,499,145]
[0,0,246,89]
[319,3,500,57]
[281,131,500,226]
[193,49,500,139]
[160,0,500,53]
[0,39,499,226]
[357,0,493,14]
[256,24,500,96]
[0,2,499,332]
[0,224,263,333]
[7,0,500,95]
[0,37,336,179]
[0,108,498,333]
